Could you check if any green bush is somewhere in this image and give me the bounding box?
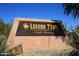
[0,35,7,55]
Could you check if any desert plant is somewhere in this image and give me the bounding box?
[0,35,7,56]
[63,3,79,19]
[68,27,79,56]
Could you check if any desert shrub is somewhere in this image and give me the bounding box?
[0,35,7,56]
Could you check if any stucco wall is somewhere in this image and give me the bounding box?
[7,18,73,55]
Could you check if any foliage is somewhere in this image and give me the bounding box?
[0,19,5,35]
[68,27,79,49]
[63,3,79,19]
[0,35,7,55]
[70,31,79,49]
[67,27,79,56]
[0,18,12,56]
[3,24,12,38]
[0,19,12,37]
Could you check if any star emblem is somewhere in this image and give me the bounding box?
[23,23,29,29]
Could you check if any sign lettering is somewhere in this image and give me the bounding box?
[16,21,65,36]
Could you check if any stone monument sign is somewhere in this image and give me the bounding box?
[7,18,73,55]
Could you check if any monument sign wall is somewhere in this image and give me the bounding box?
[7,18,73,55]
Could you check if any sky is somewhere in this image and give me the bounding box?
[0,3,79,31]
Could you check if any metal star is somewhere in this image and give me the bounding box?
[23,23,29,29]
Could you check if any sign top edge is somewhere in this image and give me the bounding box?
[14,18,61,23]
